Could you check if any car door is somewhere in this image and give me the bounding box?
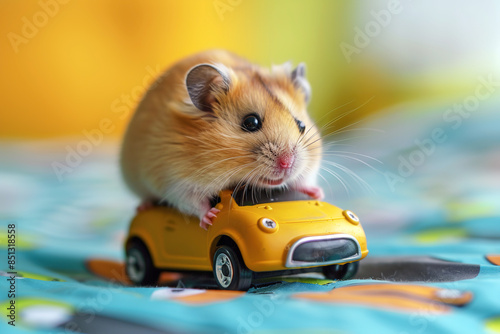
[161,208,210,271]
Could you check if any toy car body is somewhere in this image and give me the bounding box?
[125,188,368,290]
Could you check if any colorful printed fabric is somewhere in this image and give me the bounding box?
[1,98,500,334]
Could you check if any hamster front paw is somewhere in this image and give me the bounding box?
[136,200,155,212]
[296,185,324,200]
[200,207,221,230]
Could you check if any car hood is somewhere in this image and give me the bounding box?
[244,200,345,223]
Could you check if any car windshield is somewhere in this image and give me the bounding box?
[232,187,312,206]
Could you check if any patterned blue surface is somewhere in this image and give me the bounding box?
[1,97,500,333]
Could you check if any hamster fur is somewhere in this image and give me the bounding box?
[120,50,323,229]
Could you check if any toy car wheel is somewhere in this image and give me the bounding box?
[213,245,252,290]
[322,262,359,280]
[126,240,160,286]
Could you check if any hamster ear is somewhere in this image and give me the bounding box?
[291,63,311,103]
[186,64,231,112]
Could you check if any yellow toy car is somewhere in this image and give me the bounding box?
[125,187,368,290]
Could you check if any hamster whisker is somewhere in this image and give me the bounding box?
[322,160,375,194]
[199,164,259,210]
[304,126,382,150]
[249,170,270,203]
[206,162,256,189]
[247,176,259,204]
[302,135,324,149]
[302,120,367,148]
[319,96,375,133]
[310,150,382,175]
[301,96,377,148]
[226,166,260,212]
[322,119,367,137]
[188,156,253,181]
[297,119,320,146]
[315,170,334,200]
[299,124,322,146]
[290,170,329,198]
[232,167,261,206]
[322,127,384,140]
[244,168,260,200]
[322,150,382,164]
[322,134,381,146]
[322,142,356,150]
[205,162,256,190]
[232,167,257,192]
[323,153,383,177]
[311,99,357,126]
[319,166,350,195]
[298,100,357,146]
[192,156,245,175]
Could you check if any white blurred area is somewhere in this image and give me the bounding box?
[348,0,500,96]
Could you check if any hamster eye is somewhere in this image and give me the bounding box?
[295,119,306,134]
[241,113,262,132]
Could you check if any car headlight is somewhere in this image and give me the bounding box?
[258,218,279,233]
[343,210,360,225]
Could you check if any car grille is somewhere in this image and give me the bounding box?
[286,235,361,267]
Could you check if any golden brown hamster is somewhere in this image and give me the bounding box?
[120,50,323,229]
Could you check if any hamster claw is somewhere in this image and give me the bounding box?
[298,185,324,200]
[200,207,220,230]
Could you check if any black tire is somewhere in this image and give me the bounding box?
[126,240,161,286]
[213,245,252,290]
[323,261,359,280]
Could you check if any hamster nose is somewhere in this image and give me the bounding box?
[278,154,295,169]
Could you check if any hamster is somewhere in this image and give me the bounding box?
[120,50,323,229]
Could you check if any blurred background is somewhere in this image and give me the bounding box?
[1,0,500,232]
[1,0,499,139]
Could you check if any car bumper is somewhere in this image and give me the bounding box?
[239,219,369,272]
